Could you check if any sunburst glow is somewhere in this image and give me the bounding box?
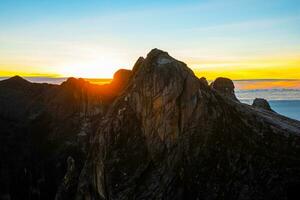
[57,61,126,79]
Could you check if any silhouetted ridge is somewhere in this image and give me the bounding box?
[8,75,29,82]
[0,75,30,87]
[132,57,145,74]
[1,49,300,200]
[61,77,88,88]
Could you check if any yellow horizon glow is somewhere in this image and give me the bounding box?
[0,56,299,80]
[0,69,62,78]
[189,57,300,80]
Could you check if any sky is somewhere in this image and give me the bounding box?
[0,0,299,79]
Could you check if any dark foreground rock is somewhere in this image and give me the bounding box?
[0,71,131,200]
[76,49,300,200]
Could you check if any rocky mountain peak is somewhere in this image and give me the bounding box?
[132,48,196,87]
[1,75,30,87]
[9,75,27,81]
[252,98,274,112]
[132,56,145,74]
[110,69,132,88]
[135,49,187,75]
[113,69,132,80]
[199,77,209,86]
[211,77,238,101]
[61,77,87,88]
[147,48,173,63]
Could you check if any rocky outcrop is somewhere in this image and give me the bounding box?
[199,77,208,86]
[76,49,300,200]
[252,98,274,112]
[111,69,132,87]
[211,77,238,101]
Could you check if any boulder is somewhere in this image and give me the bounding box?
[252,98,274,112]
[211,77,238,101]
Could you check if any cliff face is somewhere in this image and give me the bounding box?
[1,49,300,200]
[76,49,300,200]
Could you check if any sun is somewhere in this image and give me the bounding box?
[52,48,134,78]
[59,65,116,78]
[57,61,128,79]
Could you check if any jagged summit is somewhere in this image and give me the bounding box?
[138,48,191,73]
[9,75,26,81]
[130,49,196,93]
[147,48,167,57]
[132,56,145,74]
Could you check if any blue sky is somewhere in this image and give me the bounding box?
[0,0,299,78]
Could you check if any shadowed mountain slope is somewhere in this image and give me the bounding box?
[0,70,131,200]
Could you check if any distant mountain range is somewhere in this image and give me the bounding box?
[1,77,300,89]
[0,49,299,200]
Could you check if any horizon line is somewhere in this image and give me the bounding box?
[1,75,300,82]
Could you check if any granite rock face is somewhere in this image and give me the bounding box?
[76,49,300,200]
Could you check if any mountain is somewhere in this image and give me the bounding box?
[0,49,300,200]
[76,49,300,200]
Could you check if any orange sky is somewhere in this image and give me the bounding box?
[234,80,300,90]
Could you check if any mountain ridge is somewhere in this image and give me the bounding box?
[0,49,299,200]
